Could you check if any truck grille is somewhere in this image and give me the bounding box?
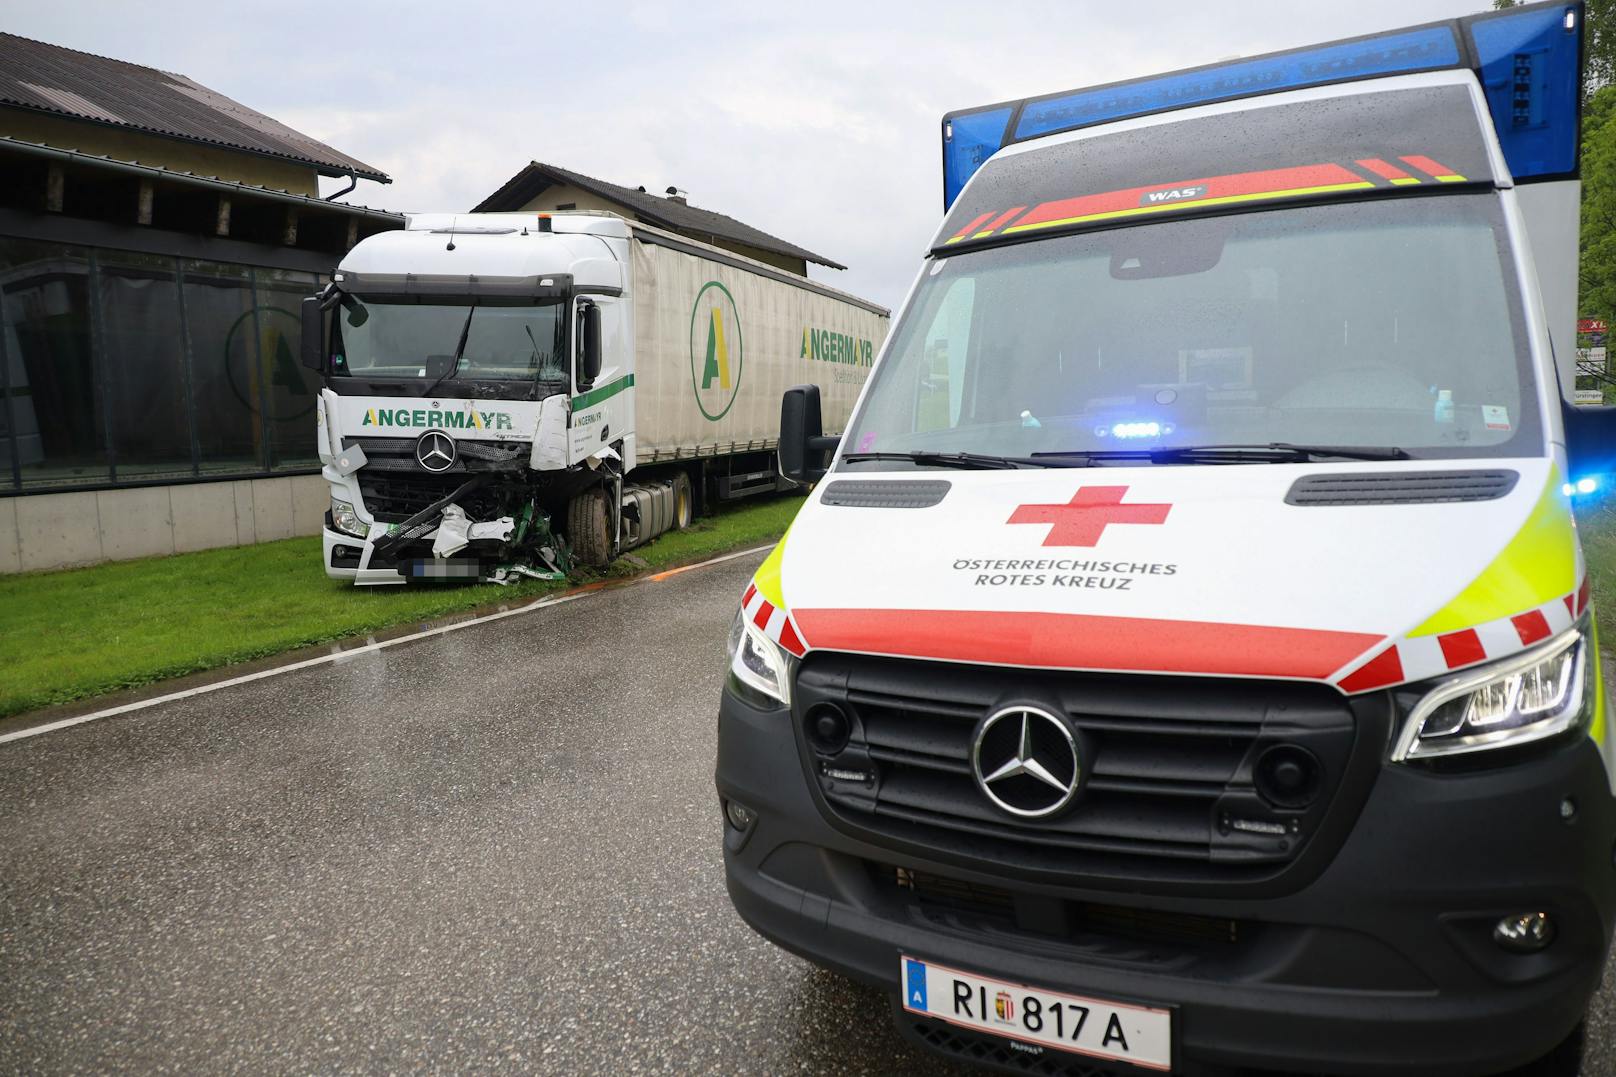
[357,473,493,522]
[343,436,529,474]
[795,654,1361,888]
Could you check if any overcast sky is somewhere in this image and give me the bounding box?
[12,0,1492,309]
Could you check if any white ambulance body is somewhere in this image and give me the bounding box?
[717,5,1616,1075]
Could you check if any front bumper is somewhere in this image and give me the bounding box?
[716,686,1616,1076]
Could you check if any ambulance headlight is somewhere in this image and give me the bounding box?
[330,498,366,538]
[1393,623,1591,761]
[727,607,792,708]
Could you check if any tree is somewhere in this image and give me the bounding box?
[1582,84,1615,328]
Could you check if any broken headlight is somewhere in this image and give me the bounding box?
[1393,621,1591,761]
[727,606,792,707]
[330,497,366,539]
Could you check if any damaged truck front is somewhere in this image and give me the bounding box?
[302,217,624,585]
[302,212,889,585]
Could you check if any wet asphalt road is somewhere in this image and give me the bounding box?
[0,548,1612,1075]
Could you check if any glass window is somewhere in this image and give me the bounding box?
[182,260,265,476]
[99,252,193,482]
[253,268,322,471]
[846,194,1537,464]
[0,238,105,488]
[332,297,567,382]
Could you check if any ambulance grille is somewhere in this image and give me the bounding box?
[1285,469,1518,505]
[796,655,1360,888]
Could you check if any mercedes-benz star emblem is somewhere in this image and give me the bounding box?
[971,706,1082,819]
[415,430,457,473]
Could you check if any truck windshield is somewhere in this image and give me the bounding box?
[331,297,567,382]
[844,195,1539,464]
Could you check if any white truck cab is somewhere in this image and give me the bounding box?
[717,4,1616,1074]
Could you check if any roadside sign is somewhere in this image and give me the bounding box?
[1581,318,1609,334]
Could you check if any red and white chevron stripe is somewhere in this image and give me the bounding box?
[1336,575,1589,694]
[740,584,806,656]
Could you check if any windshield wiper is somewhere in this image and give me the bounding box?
[422,305,478,398]
[1032,443,1411,465]
[840,451,1049,471]
[1153,443,1411,462]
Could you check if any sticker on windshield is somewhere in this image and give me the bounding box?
[1482,405,1511,431]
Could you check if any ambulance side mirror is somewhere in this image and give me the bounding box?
[780,384,838,486]
[300,296,324,372]
[1562,400,1616,487]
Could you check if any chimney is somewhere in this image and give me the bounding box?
[664,186,688,205]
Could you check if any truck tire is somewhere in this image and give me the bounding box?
[673,471,694,530]
[568,487,613,568]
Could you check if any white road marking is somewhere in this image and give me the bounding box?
[0,543,773,746]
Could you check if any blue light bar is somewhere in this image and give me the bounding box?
[943,106,1014,211]
[1016,26,1459,142]
[1467,4,1583,180]
[940,0,1584,208]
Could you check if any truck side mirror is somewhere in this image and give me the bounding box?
[579,302,603,390]
[300,296,324,372]
[780,384,839,485]
[1562,400,1616,486]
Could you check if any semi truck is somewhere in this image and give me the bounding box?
[718,3,1616,1074]
[300,212,887,584]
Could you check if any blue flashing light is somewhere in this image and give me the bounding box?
[1111,421,1162,439]
[943,106,1014,210]
[1467,5,1582,180]
[1015,26,1459,142]
[1565,476,1602,499]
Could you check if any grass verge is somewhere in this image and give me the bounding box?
[1582,503,1616,628]
[0,494,803,719]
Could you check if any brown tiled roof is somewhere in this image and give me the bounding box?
[474,160,844,270]
[0,32,388,182]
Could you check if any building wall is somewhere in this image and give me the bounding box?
[517,183,641,220]
[0,473,327,573]
[0,111,321,195]
[512,184,809,276]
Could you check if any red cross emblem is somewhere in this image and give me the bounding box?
[1008,486,1171,547]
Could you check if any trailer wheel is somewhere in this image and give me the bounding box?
[568,488,613,567]
[673,471,694,530]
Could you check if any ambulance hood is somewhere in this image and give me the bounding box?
[748,458,1586,694]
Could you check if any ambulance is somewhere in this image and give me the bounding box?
[716,4,1616,1074]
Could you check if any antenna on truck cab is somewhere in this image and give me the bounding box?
[446,215,459,252]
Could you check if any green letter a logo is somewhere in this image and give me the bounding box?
[702,308,731,390]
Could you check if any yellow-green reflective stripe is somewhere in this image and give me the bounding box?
[1589,615,1606,750]
[1410,473,1577,637]
[752,527,791,609]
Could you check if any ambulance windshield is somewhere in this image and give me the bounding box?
[845,194,1538,464]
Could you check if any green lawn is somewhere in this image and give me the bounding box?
[0,494,803,719]
[1582,503,1616,625]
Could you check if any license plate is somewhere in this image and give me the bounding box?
[901,955,1172,1071]
[408,559,480,580]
